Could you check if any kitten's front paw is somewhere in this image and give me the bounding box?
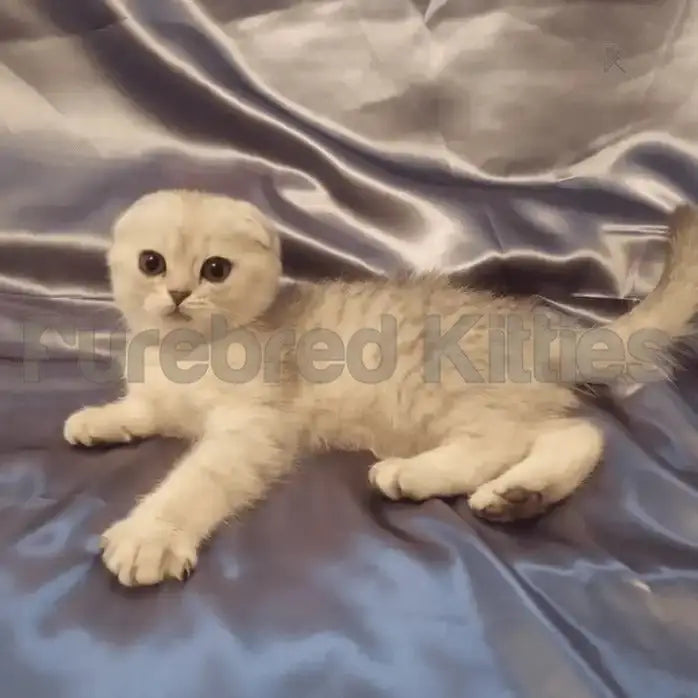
[100,515,198,587]
[64,406,134,446]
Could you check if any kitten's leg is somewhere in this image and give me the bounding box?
[100,405,294,587]
[469,418,603,522]
[369,437,530,501]
[64,392,157,446]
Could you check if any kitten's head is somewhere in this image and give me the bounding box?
[108,190,281,336]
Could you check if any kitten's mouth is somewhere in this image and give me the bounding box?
[166,308,191,321]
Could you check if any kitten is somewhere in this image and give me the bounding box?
[64,191,698,586]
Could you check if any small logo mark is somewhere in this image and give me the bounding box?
[604,44,625,73]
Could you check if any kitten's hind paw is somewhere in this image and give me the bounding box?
[369,456,476,501]
[469,485,547,522]
[369,458,433,501]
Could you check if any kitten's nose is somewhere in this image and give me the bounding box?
[168,289,191,306]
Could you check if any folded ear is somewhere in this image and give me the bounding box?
[235,201,281,256]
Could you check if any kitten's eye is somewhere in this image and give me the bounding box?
[200,256,232,283]
[138,250,166,276]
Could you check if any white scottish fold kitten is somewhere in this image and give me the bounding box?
[64,191,698,586]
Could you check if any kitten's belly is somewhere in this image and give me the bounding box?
[304,378,425,458]
[308,405,419,458]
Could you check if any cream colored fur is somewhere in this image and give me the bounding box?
[64,191,698,586]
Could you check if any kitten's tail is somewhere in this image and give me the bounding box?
[576,204,698,385]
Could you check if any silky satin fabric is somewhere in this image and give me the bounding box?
[1,2,698,697]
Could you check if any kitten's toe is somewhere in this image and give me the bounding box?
[64,406,133,447]
[369,458,437,501]
[100,516,198,587]
[469,484,547,522]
